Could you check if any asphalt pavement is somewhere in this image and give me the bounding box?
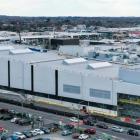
[0,102,140,140]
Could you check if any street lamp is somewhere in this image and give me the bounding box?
[77,100,85,130]
[17,91,27,119]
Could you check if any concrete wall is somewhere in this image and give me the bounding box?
[0,50,9,55]
[59,45,94,57]
[58,69,117,105]
[10,61,31,90]
[84,74,116,105]
[10,61,24,89]
[0,58,8,86]
[34,65,55,95]
[117,81,140,96]
[119,68,140,85]
[23,63,31,91]
[58,70,83,99]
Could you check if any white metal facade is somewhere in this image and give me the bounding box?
[1,50,140,116]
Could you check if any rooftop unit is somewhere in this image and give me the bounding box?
[0,46,14,51]
[88,62,112,69]
[10,49,33,55]
[63,58,87,65]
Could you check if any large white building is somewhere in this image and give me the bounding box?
[0,45,140,117]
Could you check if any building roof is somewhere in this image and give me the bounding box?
[0,50,65,63]
[0,46,14,51]
[10,48,33,55]
[37,59,120,79]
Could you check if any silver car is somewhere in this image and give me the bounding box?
[111,126,124,133]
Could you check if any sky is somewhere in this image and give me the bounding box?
[0,0,140,17]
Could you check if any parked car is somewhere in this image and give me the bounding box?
[83,119,94,126]
[31,129,44,135]
[40,127,51,134]
[22,130,33,138]
[8,110,16,115]
[34,138,50,140]
[96,123,108,129]
[70,117,79,123]
[0,108,8,114]
[45,123,59,132]
[111,126,124,133]
[79,134,89,140]
[83,116,96,126]
[15,118,22,124]
[13,112,21,117]
[18,119,31,126]
[0,127,5,133]
[11,118,20,123]
[84,128,96,134]
[25,113,33,119]
[13,132,26,140]
[72,133,80,139]
[127,129,139,136]
[10,135,21,140]
[64,124,74,130]
[61,130,73,136]
[1,135,10,140]
[1,115,13,120]
[37,116,43,121]
[30,130,38,136]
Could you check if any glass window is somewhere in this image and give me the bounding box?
[63,84,80,94]
[90,89,111,99]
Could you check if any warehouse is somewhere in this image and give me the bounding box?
[0,47,140,117]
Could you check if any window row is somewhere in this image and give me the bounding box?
[90,89,111,99]
[63,84,111,99]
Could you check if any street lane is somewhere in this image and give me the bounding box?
[0,102,140,140]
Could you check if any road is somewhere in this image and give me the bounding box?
[0,102,140,140]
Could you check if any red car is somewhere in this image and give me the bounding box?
[84,128,96,134]
[0,127,4,133]
[72,133,80,139]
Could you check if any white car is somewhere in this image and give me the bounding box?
[31,129,44,135]
[111,126,124,133]
[79,134,89,140]
[11,117,19,123]
[70,117,79,122]
[30,130,38,136]
[13,132,26,139]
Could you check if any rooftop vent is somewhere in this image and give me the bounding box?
[0,46,14,51]
[88,62,112,69]
[63,58,87,65]
[10,49,33,55]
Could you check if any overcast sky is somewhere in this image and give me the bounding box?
[0,0,140,17]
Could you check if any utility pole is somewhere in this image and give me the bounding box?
[77,100,85,130]
[17,22,22,44]
[18,91,26,119]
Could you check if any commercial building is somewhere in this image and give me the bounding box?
[0,45,140,117]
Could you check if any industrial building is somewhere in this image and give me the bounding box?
[0,45,140,117]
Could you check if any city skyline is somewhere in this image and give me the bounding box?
[0,0,140,17]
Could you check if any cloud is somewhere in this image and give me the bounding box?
[0,0,140,16]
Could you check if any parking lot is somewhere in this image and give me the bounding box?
[1,102,140,140]
[26,132,76,140]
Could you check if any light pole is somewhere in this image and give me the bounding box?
[77,100,85,130]
[17,91,27,119]
[87,101,90,114]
